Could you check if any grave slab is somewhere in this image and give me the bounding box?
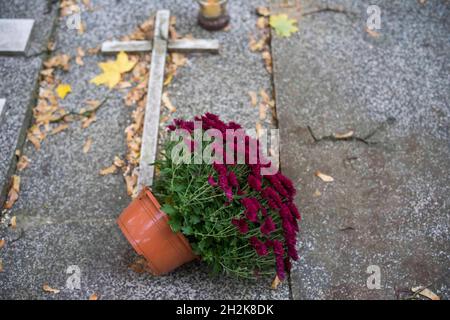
[1,0,286,299]
[0,0,59,207]
[0,19,34,54]
[271,0,450,299]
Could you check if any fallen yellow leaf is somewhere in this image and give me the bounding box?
[43,284,60,294]
[56,84,72,99]
[315,171,334,182]
[270,14,299,37]
[90,51,137,89]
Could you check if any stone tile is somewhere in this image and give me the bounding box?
[271,0,450,299]
[0,219,288,299]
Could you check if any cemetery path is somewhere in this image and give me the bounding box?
[0,0,287,299]
[271,0,450,299]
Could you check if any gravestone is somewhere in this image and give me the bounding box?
[0,19,34,55]
[0,99,5,120]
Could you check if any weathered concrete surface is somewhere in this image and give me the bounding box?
[0,0,58,206]
[0,0,286,299]
[271,0,450,299]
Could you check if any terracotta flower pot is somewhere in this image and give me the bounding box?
[117,187,196,275]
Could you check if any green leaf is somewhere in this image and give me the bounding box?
[168,218,182,233]
[161,204,176,215]
[181,225,194,235]
[269,14,298,37]
[189,215,201,225]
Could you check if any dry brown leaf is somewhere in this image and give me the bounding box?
[162,92,176,113]
[17,155,30,171]
[0,259,3,273]
[260,89,271,104]
[256,17,268,29]
[75,47,85,66]
[51,123,69,135]
[255,121,263,138]
[259,103,267,120]
[249,35,268,52]
[129,257,148,274]
[248,91,257,107]
[411,286,440,300]
[43,284,60,294]
[256,6,270,17]
[262,50,273,73]
[0,239,5,249]
[81,113,96,129]
[40,68,54,77]
[160,115,171,124]
[171,53,187,67]
[78,21,86,35]
[271,275,281,289]
[113,156,125,168]
[10,216,17,229]
[89,293,99,300]
[83,137,93,154]
[87,46,100,55]
[4,176,20,210]
[47,41,56,51]
[124,174,137,196]
[365,27,380,38]
[313,189,322,197]
[44,54,71,71]
[315,171,334,182]
[334,131,354,139]
[100,164,117,176]
[164,73,174,86]
[117,81,133,89]
[27,132,41,150]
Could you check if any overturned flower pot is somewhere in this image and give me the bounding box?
[117,187,196,275]
[119,113,300,281]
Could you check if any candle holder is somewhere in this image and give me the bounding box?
[196,0,230,31]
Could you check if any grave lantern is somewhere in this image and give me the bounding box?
[196,0,230,31]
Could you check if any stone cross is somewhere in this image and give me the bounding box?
[101,10,219,191]
[0,19,34,55]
